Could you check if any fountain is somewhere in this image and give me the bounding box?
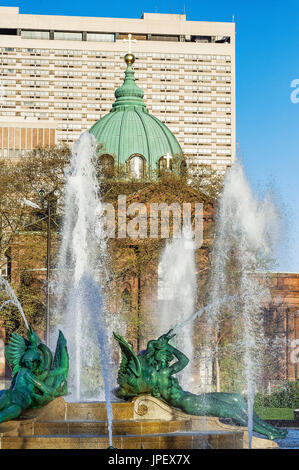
[0,152,292,449]
[0,44,295,444]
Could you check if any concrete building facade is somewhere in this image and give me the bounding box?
[0,7,235,173]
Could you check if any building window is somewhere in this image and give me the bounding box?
[151,35,179,42]
[86,33,115,42]
[21,30,50,40]
[99,154,114,178]
[0,29,17,36]
[54,32,82,41]
[127,154,145,179]
[119,33,146,41]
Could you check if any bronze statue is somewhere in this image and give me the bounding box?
[114,329,287,440]
[0,327,68,423]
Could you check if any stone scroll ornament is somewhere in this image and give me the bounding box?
[0,327,69,423]
[113,329,286,440]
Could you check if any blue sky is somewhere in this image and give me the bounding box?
[2,0,299,270]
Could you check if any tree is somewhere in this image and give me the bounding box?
[0,145,70,336]
[189,163,224,200]
[0,145,70,270]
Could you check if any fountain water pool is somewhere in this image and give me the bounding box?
[276,429,299,449]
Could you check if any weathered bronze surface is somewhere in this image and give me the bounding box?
[0,327,68,423]
[114,329,286,440]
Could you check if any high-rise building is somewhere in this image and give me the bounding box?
[0,7,235,173]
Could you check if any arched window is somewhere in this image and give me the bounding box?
[159,154,173,173]
[99,154,114,178]
[127,154,145,179]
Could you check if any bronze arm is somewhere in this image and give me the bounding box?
[167,344,189,375]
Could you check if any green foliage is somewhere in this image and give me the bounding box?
[254,408,295,420]
[218,342,245,393]
[254,381,299,409]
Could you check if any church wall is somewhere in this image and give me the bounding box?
[267,273,299,382]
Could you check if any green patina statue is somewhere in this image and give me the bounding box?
[0,327,69,423]
[114,329,286,441]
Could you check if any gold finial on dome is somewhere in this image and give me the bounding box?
[124,53,135,65]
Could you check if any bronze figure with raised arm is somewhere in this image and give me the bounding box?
[113,329,286,440]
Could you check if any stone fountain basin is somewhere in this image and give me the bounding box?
[0,396,278,449]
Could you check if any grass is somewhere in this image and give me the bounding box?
[255,408,295,420]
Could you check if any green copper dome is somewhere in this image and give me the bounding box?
[89,53,182,176]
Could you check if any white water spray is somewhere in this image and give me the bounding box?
[51,131,114,444]
[77,274,114,447]
[173,295,237,333]
[208,161,279,447]
[157,222,197,390]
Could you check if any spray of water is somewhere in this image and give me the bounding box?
[207,161,279,447]
[173,295,238,333]
[51,131,102,400]
[51,131,115,446]
[77,274,114,447]
[157,222,197,390]
[0,276,29,330]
